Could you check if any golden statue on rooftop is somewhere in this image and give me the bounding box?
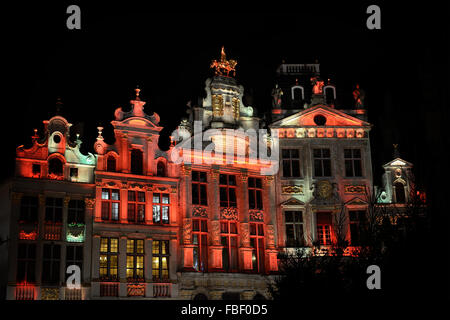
[210,46,237,77]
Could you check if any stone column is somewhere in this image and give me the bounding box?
[84,198,95,283]
[118,235,127,297]
[120,184,128,224]
[91,234,101,297]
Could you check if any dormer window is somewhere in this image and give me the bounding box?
[48,158,63,176]
[106,156,116,172]
[157,161,166,177]
[130,149,143,175]
[394,182,406,203]
[70,167,78,178]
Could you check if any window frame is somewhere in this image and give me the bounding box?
[126,239,145,281]
[344,148,363,177]
[99,237,119,281]
[284,210,305,247]
[192,171,208,206]
[313,148,332,177]
[282,149,301,178]
[101,189,120,222]
[152,240,170,281]
[248,177,263,210]
[127,191,146,224]
[152,193,170,224]
[219,174,237,208]
[220,220,239,272]
[249,222,265,273]
[192,218,208,272]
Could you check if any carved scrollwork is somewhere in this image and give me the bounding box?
[220,207,238,220]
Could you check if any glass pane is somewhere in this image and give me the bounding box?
[201,220,208,232]
[100,238,108,252]
[354,160,362,176]
[193,219,200,231]
[323,160,331,176]
[250,223,256,235]
[291,149,299,158]
[344,149,352,158]
[199,171,207,182]
[322,149,330,158]
[192,184,199,204]
[153,205,161,223]
[137,240,144,253]
[152,241,160,254]
[200,185,207,205]
[345,160,353,177]
[282,160,291,177]
[313,149,321,158]
[153,193,160,204]
[192,171,199,181]
[127,240,134,253]
[219,174,227,185]
[230,223,237,234]
[282,149,290,159]
[353,149,361,158]
[228,175,236,186]
[258,224,264,236]
[162,194,169,204]
[292,160,300,177]
[111,190,120,200]
[162,207,169,223]
[128,191,136,202]
[138,192,145,202]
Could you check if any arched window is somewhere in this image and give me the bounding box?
[324,85,336,105]
[106,156,116,172]
[48,158,63,176]
[395,182,406,203]
[130,149,143,175]
[157,161,166,177]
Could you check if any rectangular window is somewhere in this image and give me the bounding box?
[249,222,265,273]
[152,193,170,224]
[313,148,332,177]
[221,221,238,272]
[126,239,144,280]
[68,200,85,224]
[32,164,41,175]
[192,218,208,272]
[219,174,237,207]
[66,245,83,281]
[344,149,363,177]
[99,237,118,280]
[152,240,169,281]
[285,211,304,247]
[349,210,367,246]
[101,189,120,221]
[45,197,63,223]
[42,244,61,284]
[248,177,263,210]
[19,196,38,224]
[282,149,301,177]
[192,171,208,205]
[17,243,36,283]
[128,191,146,224]
[316,212,332,245]
[70,167,78,178]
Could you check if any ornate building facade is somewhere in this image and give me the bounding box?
[0,49,416,300]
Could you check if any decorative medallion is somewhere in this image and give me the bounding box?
[41,288,59,300]
[127,283,145,297]
[317,180,333,199]
[220,207,238,220]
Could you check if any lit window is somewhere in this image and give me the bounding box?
[152,193,170,224]
[316,212,332,245]
[99,237,118,280]
[126,239,144,280]
[152,240,169,281]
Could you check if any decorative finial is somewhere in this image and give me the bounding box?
[56,97,63,114]
[393,144,400,158]
[97,126,104,141]
[32,129,39,141]
[295,78,299,85]
[135,86,141,101]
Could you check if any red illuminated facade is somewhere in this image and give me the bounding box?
[0,50,418,300]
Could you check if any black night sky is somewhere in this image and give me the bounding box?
[1,1,449,303]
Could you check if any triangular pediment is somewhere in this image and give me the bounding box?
[281,197,305,207]
[270,105,370,128]
[383,157,413,168]
[345,197,368,206]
